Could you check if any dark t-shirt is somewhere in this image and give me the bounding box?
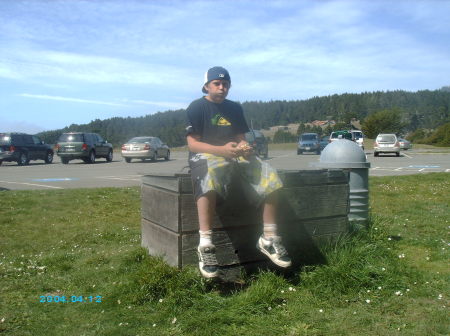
[186,97,249,147]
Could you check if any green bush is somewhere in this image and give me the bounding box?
[421,122,450,146]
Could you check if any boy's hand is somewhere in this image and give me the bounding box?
[236,141,254,158]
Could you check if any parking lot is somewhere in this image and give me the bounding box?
[0,149,449,190]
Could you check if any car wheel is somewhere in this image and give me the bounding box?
[45,151,54,164]
[61,157,70,164]
[106,150,113,162]
[396,152,400,157]
[316,150,321,155]
[17,152,29,166]
[0,160,3,166]
[151,152,157,161]
[87,150,96,164]
[374,152,379,157]
[298,150,303,155]
[165,150,170,161]
[125,157,131,163]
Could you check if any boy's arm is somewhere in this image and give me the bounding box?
[187,134,250,159]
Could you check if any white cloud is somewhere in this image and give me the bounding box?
[19,93,128,107]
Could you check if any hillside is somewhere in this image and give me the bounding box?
[38,89,450,147]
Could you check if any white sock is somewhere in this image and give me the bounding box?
[263,223,278,239]
[199,230,213,246]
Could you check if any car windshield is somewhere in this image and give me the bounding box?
[377,135,396,142]
[58,134,83,142]
[301,134,317,141]
[352,132,363,139]
[0,134,11,145]
[128,137,153,144]
[331,132,352,140]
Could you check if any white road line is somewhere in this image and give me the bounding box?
[402,153,413,158]
[97,177,141,181]
[0,180,63,189]
[102,175,141,178]
[446,169,450,172]
[395,167,403,171]
[419,168,425,172]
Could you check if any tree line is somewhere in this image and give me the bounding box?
[37,88,450,147]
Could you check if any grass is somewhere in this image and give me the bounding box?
[1,174,449,335]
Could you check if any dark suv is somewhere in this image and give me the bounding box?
[298,133,321,154]
[245,129,268,159]
[0,132,54,165]
[55,132,113,164]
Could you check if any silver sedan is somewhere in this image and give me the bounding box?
[121,136,170,162]
[398,138,412,150]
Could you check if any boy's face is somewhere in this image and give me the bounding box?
[204,79,230,103]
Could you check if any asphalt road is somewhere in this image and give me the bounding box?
[0,148,449,190]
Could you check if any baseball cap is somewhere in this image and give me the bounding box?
[202,66,231,93]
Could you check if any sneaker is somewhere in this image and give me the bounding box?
[197,244,219,278]
[257,236,292,268]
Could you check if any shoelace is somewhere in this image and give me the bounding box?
[200,248,218,266]
[272,241,288,257]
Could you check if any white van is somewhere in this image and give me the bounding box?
[350,130,364,150]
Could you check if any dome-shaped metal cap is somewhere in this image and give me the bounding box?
[319,139,370,168]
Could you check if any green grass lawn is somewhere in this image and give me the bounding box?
[1,174,449,335]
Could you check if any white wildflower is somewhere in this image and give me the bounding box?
[365,299,371,303]
[172,317,177,324]
[159,298,163,303]
[319,309,323,313]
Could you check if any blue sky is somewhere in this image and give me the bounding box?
[1,0,449,134]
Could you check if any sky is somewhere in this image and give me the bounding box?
[1,0,449,134]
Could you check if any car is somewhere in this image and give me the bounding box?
[374,133,400,157]
[319,135,329,151]
[297,133,320,154]
[329,130,354,143]
[245,129,268,158]
[0,132,54,166]
[350,130,364,150]
[121,136,170,162]
[55,132,113,164]
[398,138,412,150]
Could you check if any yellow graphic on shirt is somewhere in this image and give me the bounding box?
[217,116,231,126]
[211,114,231,126]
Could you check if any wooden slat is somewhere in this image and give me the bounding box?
[280,184,349,219]
[141,218,180,267]
[278,169,348,186]
[141,184,180,232]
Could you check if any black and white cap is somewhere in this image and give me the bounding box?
[202,66,231,93]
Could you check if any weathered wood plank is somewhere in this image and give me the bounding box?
[280,184,349,219]
[142,174,192,193]
[141,218,180,267]
[278,169,348,186]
